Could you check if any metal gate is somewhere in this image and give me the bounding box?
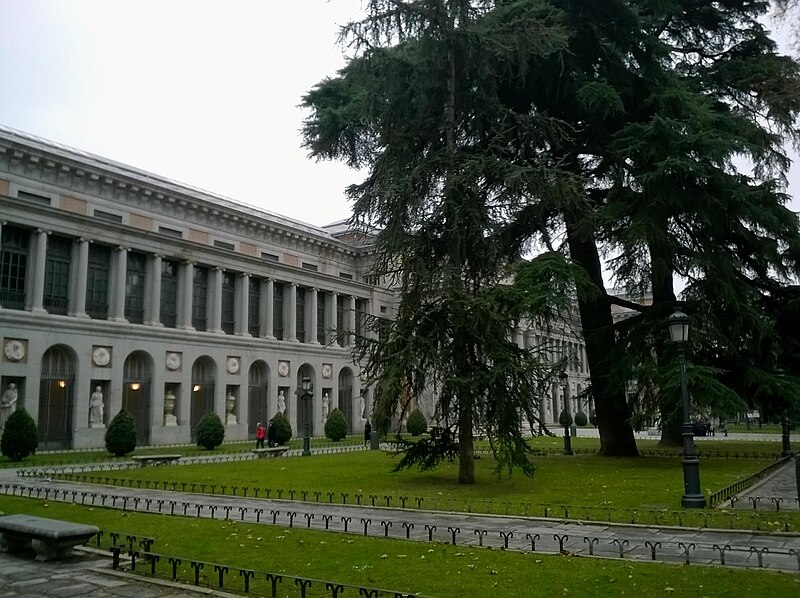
[38,346,74,449]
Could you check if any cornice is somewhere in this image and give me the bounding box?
[0,127,364,260]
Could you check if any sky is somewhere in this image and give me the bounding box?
[0,0,798,229]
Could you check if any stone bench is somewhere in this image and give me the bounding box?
[251,447,289,459]
[131,454,182,467]
[0,514,99,561]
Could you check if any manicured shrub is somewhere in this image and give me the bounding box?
[558,410,573,427]
[589,410,597,426]
[574,411,588,427]
[271,412,293,445]
[324,408,348,441]
[1,408,38,461]
[406,408,428,436]
[196,412,225,450]
[105,409,137,457]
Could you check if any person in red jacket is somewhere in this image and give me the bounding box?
[255,422,266,449]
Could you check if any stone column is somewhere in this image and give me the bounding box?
[236,272,250,336]
[29,229,49,313]
[286,282,298,342]
[513,324,524,348]
[308,288,319,344]
[146,254,163,326]
[70,237,89,317]
[263,278,274,339]
[178,261,194,329]
[327,291,339,347]
[110,245,128,321]
[0,221,3,308]
[210,266,224,333]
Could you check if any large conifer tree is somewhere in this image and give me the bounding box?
[303,0,576,483]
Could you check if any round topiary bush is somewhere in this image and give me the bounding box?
[574,411,588,427]
[406,408,428,436]
[196,412,225,450]
[105,409,137,457]
[558,410,573,427]
[324,408,348,441]
[271,412,293,445]
[1,408,38,461]
[589,409,597,426]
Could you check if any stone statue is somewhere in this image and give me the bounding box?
[225,393,237,425]
[277,390,286,415]
[322,392,330,420]
[89,386,105,428]
[358,394,366,422]
[0,382,18,429]
[164,389,177,427]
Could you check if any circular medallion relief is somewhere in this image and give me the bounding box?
[92,346,110,367]
[322,364,332,379]
[278,361,290,377]
[4,340,25,362]
[165,352,181,371]
[226,356,240,374]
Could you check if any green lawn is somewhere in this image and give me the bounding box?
[0,496,797,597]
[56,448,798,530]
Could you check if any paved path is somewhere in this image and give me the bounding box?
[0,546,228,598]
[2,449,800,598]
[733,458,800,512]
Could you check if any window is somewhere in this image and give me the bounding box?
[296,287,306,342]
[355,298,366,348]
[272,282,284,340]
[86,244,111,319]
[261,252,279,262]
[124,252,146,323]
[221,272,236,334]
[302,262,318,272]
[43,235,71,315]
[336,295,345,345]
[339,272,353,280]
[17,189,51,204]
[317,292,326,344]
[158,226,183,239]
[192,266,208,331]
[93,209,123,223]
[362,274,378,286]
[214,240,235,251]
[160,259,178,327]
[0,225,29,310]
[248,277,261,336]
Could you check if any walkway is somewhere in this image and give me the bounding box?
[732,458,800,512]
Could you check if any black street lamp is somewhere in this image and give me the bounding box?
[560,371,573,456]
[667,306,706,509]
[295,376,314,456]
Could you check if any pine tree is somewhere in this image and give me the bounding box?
[304,0,575,483]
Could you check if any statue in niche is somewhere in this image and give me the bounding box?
[322,392,330,420]
[358,394,366,422]
[0,382,18,429]
[164,388,178,426]
[226,392,237,425]
[89,386,105,428]
[277,390,286,415]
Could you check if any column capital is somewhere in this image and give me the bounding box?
[117,245,129,252]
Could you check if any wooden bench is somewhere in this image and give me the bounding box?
[0,514,99,561]
[251,447,289,459]
[131,454,182,467]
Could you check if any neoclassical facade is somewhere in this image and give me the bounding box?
[0,126,589,449]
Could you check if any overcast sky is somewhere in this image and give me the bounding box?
[0,0,797,229]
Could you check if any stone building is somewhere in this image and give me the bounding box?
[0,125,590,449]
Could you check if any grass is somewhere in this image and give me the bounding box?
[55,447,800,531]
[0,495,797,597]
[0,435,366,469]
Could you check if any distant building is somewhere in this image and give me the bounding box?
[0,126,589,449]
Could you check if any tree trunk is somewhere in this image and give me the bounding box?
[457,396,476,484]
[565,210,638,456]
[646,230,683,447]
